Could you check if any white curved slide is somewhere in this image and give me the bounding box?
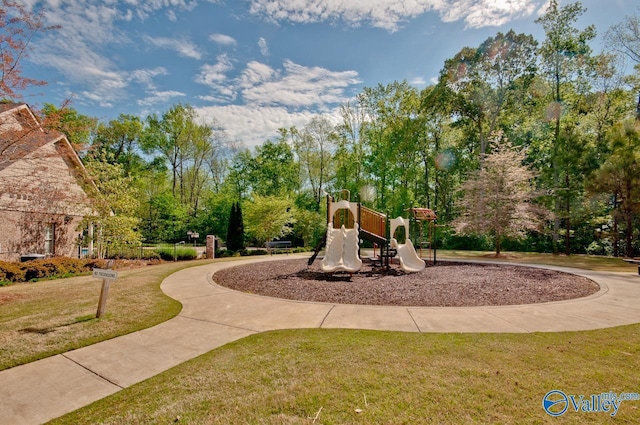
[320,222,362,273]
[395,238,426,272]
[389,216,425,272]
[320,224,344,272]
[341,225,363,272]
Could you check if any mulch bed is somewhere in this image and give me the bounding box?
[212,259,600,307]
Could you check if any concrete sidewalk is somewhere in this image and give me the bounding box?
[1,254,639,424]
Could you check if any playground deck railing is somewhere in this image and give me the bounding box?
[360,206,386,240]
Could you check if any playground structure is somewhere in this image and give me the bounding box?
[389,217,426,272]
[311,192,436,273]
[320,200,363,273]
[407,207,437,263]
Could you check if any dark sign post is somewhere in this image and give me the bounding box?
[187,230,199,247]
[94,260,118,318]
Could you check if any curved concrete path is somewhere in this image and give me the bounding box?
[1,254,640,424]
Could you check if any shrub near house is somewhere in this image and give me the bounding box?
[0,258,108,285]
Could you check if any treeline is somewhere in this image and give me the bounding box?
[48,1,640,256]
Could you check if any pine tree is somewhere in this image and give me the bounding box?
[235,202,245,250]
[226,202,245,251]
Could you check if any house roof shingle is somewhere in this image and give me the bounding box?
[0,103,66,173]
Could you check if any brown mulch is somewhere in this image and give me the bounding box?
[212,259,600,307]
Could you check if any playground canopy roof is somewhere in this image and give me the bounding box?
[407,208,437,221]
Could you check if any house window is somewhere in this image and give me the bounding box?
[44,224,55,255]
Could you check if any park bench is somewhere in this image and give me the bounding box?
[623,258,640,275]
[265,240,292,255]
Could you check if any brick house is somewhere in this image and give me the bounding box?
[0,103,98,261]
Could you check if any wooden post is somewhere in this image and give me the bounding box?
[96,260,115,319]
[96,279,111,319]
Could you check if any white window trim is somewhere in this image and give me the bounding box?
[44,224,55,255]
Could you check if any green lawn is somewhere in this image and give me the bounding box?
[2,251,638,423]
[49,327,640,424]
[0,255,281,370]
[437,250,638,272]
[0,260,214,370]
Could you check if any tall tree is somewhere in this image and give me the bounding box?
[289,116,335,208]
[142,103,215,216]
[605,11,640,65]
[417,83,454,215]
[385,84,422,216]
[84,156,142,255]
[247,138,299,197]
[605,10,640,120]
[183,121,214,214]
[536,0,596,253]
[582,54,632,152]
[441,30,538,163]
[40,103,97,152]
[92,114,144,175]
[588,120,640,257]
[359,81,419,212]
[143,104,192,197]
[335,100,367,199]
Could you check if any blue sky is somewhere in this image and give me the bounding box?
[17,0,638,147]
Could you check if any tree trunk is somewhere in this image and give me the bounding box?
[424,155,430,209]
[626,177,633,257]
[552,70,562,255]
[565,172,571,255]
[613,195,619,257]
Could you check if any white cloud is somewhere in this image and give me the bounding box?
[31,35,130,106]
[536,0,552,16]
[137,90,186,106]
[130,67,169,89]
[210,33,237,46]
[143,35,203,60]
[239,61,277,87]
[195,59,361,147]
[248,0,545,31]
[196,54,234,85]
[242,60,360,108]
[258,37,270,56]
[195,54,237,101]
[35,1,124,45]
[439,0,541,28]
[197,59,361,109]
[123,0,200,20]
[196,104,338,147]
[24,0,198,107]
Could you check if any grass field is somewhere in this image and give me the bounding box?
[0,260,216,370]
[2,251,639,423]
[49,327,640,424]
[436,250,638,272]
